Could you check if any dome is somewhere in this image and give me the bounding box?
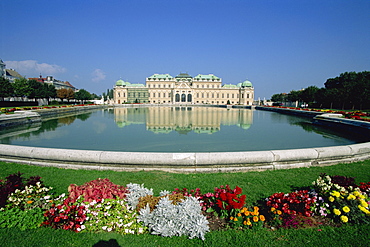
[115,79,124,86]
[236,83,242,87]
[241,80,253,87]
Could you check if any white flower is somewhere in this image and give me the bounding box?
[102,226,107,230]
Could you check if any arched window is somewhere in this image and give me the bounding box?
[181,94,186,102]
[187,94,192,102]
[175,94,180,102]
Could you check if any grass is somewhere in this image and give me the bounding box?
[0,160,370,246]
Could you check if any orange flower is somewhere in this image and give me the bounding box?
[27,200,33,204]
[244,211,250,216]
[277,210,282,215]
[237,213,242,217]
[259,215,266,221]
[253,216,259,222]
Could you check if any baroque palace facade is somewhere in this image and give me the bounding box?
[113,73,254,105]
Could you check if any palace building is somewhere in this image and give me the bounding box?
[113,73,254,105]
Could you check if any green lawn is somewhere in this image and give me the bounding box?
[0,160,369,247]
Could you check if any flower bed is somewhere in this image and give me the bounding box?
[0,172,369,240]
[0,104,97,114]
[265,106,370,122]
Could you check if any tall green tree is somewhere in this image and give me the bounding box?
[28,79,45,100]
[42,83,57,105]
[13,78,30,100]
[300,86,319,105]
[0,77,14,100]
[75,89,92,103]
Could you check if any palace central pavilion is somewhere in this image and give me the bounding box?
[113,73,254,105]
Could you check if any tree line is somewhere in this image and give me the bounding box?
[271,71,370,110]
[0,77,98,104]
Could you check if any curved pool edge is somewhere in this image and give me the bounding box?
[0,142,369,173]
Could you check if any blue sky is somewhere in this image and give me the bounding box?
[1,0,369,99]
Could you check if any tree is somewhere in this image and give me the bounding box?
[300,86,319,105]
[57,88,75,102]
[0,77,14,100]
[42,83,57,105]
[13,78,30,100]
[271,93,287,103]
[28,79,45,100]
[75,89,92,103]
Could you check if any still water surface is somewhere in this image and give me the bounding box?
[1,107,368,152]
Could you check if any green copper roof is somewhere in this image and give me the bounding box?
[175,72,192,78]
[241,80,253,87]
[148,74,174,79]
[115,79,124,86]
[222,84,238,89]
[193,74,220,80]
[130,83,145,87]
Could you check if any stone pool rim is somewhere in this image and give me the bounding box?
[0,104,370,173]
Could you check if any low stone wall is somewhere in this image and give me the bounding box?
[0,142,369,173]
[0,105,105,128]
[1,104,370,173]
[255,106,322,118]
[0,111,42,128]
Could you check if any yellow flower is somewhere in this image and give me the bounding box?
[246,219,252,226]
[360,200,368,208]
[342,206,350,213]
[340,215,348,223]
[244,211,250,216]
[243,220,247,225]
[234,217,238,221]
[270,207,276,212]
[237,213,242,217]
[329,196,335,202]
[353,191,360,197]
[331,191,340,198]
[253,216,259,222]
[333,208,341,216]
[277,210,282,215]
[230,216,234,221]
[347,194,356,200]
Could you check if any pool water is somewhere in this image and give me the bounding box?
[1,107,368,152]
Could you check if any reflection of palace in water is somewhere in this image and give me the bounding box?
[114,107,253,134]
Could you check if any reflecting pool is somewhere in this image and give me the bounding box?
[1,107,368,152]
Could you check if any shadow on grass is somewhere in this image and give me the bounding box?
[93,238,121,247]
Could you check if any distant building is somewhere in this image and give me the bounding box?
[0,59,5,78]
[28,75,77,91]
[113,73,254,105]
[0,59,24,82]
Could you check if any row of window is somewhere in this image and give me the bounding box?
[147,78,221,81]
[147,84,222,89]
[117,92,252,99]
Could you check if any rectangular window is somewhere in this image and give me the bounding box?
[222,93,224,98]
[232,94,234,98]
[247,94,249,98]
